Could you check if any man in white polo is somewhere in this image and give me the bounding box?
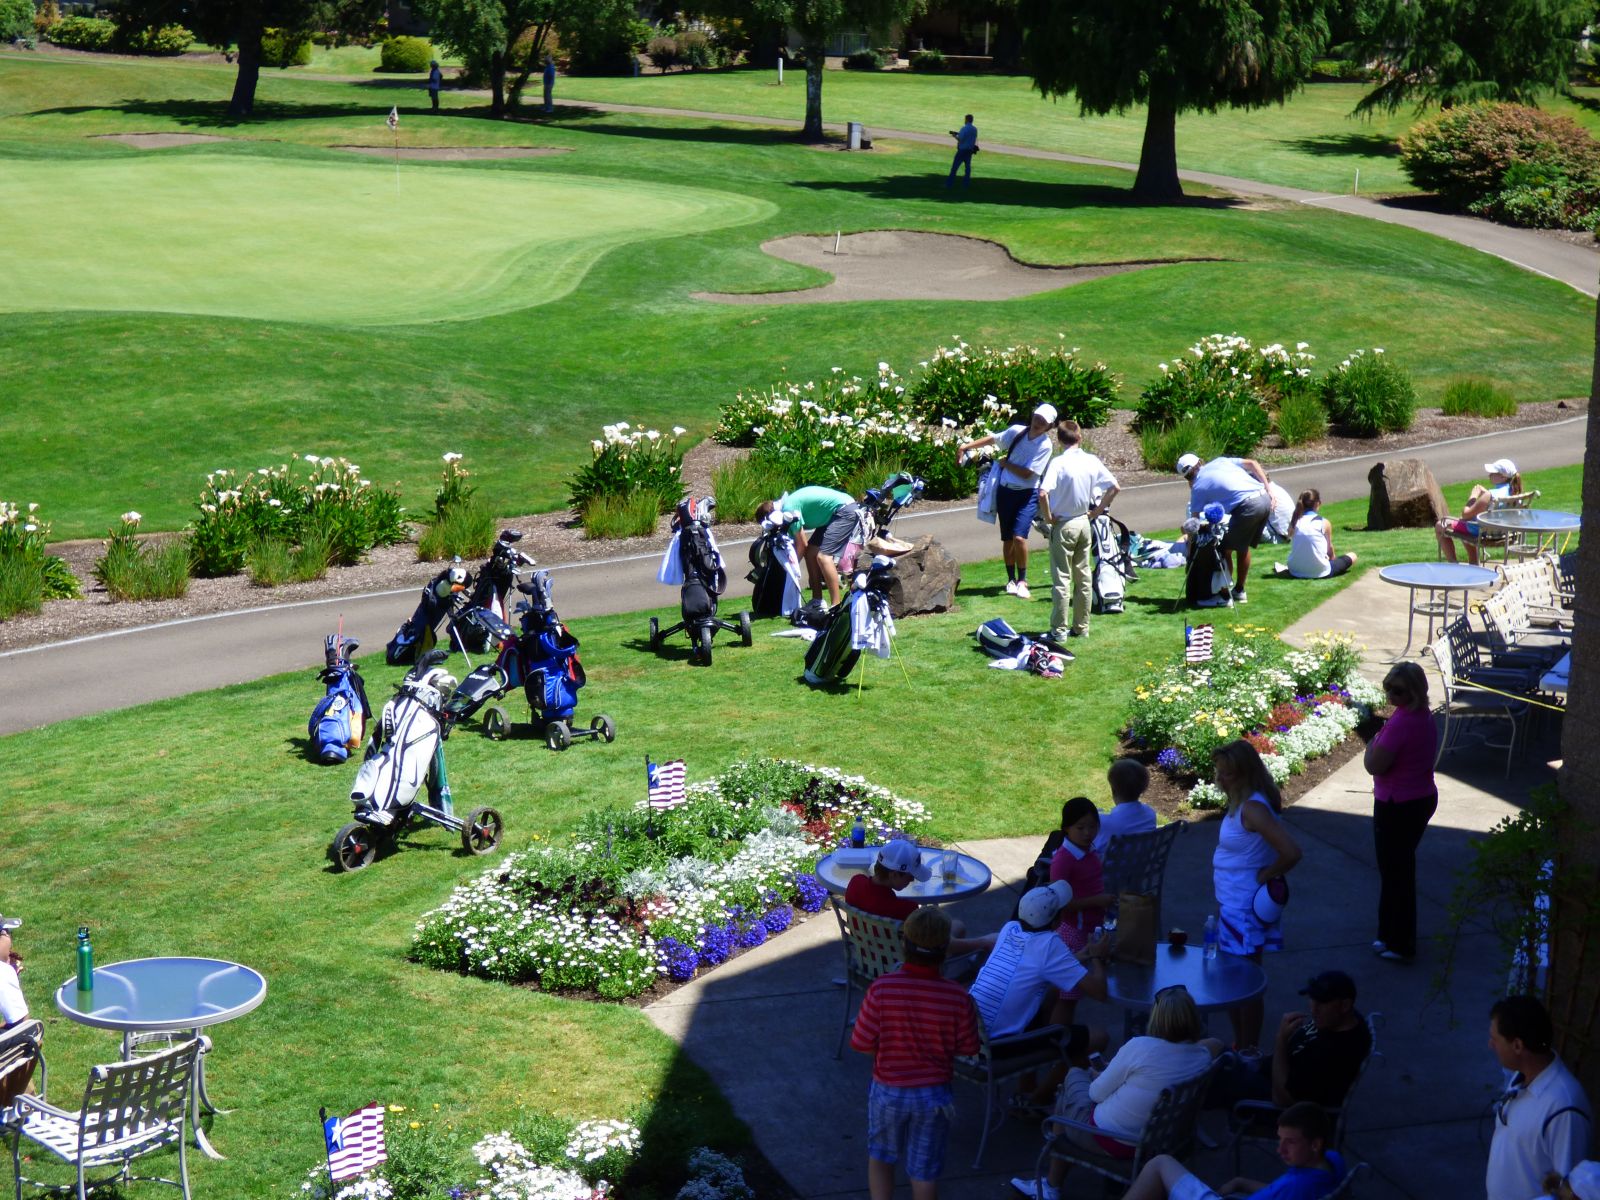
[1037,418,1119,646]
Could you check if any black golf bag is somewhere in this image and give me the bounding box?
[861,472,925,551]
[309,634,371,763]
[387,559,470,665]
[1184,509,1234,608]
[1090,511,1139,615]
[747,509,804,619]
[452,530,535,653]
[651,497,751,665]
[803,556,897,685]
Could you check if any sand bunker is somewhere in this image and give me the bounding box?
[94,133,234,148]
[695,230,1214,305]
[331,146,567,161]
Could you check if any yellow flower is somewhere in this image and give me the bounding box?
[388,1105,405,1113]
[409,1121,421,1129]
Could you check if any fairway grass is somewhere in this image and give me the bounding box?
[4,157,771,323]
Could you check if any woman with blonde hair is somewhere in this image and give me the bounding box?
[1211,739,1303,1053]
[1011,986,1223,1200]
[1286,488,1357,579]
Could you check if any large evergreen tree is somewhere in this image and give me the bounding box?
[1015,0,1333,201]
[1352,0,1590,114]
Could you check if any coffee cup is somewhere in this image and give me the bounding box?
[1169,928,1188,949]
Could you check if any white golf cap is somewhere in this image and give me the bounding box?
[1032,403,1058,424]
[1175,453,1201,476]
[1017,880,1072,928]
[0,915,19,932]
[876,838,932,882]
[1484,458,1518,478]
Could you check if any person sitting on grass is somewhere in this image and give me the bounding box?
[1284,490,1357,580]
[1093,758,1158,854]
[844,838,995,957]
[1119,1101,1345,1200]
[1436,458,1522,565]
[851,905,981,1200]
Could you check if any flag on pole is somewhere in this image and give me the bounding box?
[647,759,687,810]
[1184,624,1214,664]
[325,1102,388,1181]
[386,105,399,131]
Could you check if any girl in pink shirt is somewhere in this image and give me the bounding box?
[1363,662,1439,962]
[1049,796,1111,1022]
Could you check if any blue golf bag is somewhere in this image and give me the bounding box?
[309,635,371,763]
[514,570,584,722]
[387,559,470,666]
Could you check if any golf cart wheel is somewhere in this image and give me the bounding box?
[648,617,661,649]
[482,704,510,741]
[695,625,713,666]
[546,720,571,751]
[591,713,616,743]
[739,610,753,647]
[461,807,504,856]
[331,822,377,872]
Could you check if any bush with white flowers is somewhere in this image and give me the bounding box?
[566,422,686,519]
[412,760,929,998]
[0,498,81,618]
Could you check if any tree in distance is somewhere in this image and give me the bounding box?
[1015,0,1333,201]
[1351,0,1591,114]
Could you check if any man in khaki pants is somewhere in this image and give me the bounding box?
[1037,419,1119,648]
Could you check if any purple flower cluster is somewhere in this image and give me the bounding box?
[1155,747,1190,773]
[794,872,828,913]
[762,904,794,934]
[698,919,735,966]
[737,920,769,949]
[657,936,700,982]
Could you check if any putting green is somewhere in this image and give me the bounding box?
[3,155,774,324]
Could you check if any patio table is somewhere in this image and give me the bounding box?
[814,846,991,903]
[1378,562,1499,659]
[1541,652,1570,695]
[1475,508,1581,560]
[55,956,267,1160]
[1105,942,1266,1038]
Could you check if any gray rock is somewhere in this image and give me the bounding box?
[1367,459,1449,530]
[885,536,960,616]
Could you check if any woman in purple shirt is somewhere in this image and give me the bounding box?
[1362,662,1438,962]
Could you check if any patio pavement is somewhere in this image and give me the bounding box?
[644,569,1563,1198]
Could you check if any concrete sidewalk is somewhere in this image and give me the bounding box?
[644,570,1561,1198]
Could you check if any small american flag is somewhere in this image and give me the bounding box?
[325,1102,387,1181]
[647,759,687,810]
[386,105,399,131]
[1185,624,1214,664]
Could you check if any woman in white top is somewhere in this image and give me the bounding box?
[1436,458,1522,564]
[1013,987,1223,1200]
[1211,740,1302,1053]
[1285,488,1357,579]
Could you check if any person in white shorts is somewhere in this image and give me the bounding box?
[1117,1102,1345,1200]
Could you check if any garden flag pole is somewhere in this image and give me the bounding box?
[323,1101,388,1181]
[387,106,400,195]
[647,757,687,810]
[1185,624,1214,664]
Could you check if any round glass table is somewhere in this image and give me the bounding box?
[1106,942,1266,1037]
[1474,509,1581,560]
[1378,562,1499,658]
[814,846,992,903]
[55,957,267,1159]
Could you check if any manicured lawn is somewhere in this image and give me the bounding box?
[1,463,1580,1196]
[0,53,1591,548]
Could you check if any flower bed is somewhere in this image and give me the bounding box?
[1125,627,1382,809]
[411,761,929,999]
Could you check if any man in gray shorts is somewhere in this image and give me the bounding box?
[1177,453,1272,604]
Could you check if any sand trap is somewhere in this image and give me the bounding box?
[331,145,568,161]
[695,230,1216,304]
[94,133,234,148]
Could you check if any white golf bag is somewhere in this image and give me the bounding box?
[350,651,457,823]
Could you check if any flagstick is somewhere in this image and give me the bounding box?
[318,1107,337,1195]
[393,125,400,196]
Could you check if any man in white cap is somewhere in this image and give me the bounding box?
[1037,417,1119,645]
[845,839,995,956]
[0,914,41,1108]
[959,404,1057,599]
[1176,452,1272,603]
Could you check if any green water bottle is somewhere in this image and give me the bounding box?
[76,926,94,992]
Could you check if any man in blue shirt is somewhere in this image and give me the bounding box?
[1177,452,1271,604]
[1114,1102,1344,1200]
[947,114,978,189]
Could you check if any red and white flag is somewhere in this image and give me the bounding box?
[1185,624,1214,664]
[647,759,687,810]
[386,105,399,131]
[325,1102,387,1181]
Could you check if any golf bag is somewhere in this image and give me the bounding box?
[1090,510,1139,615]
[452,530,535,653]
[973,617,1069,676]
[860,472,925,555]
[1185,505,1234,608]
[387,559,470,665]
[518,571,586,723]
[351,649,457,823]
[747,509,804,619]
[309,634,370,763]
[653,497,750,664]
[804,556,897,685]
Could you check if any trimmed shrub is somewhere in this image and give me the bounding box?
[1274,389,1329,447]
[260,27,313,67]
[645,34,678,70]
[908,48,945,72]
[581,491,658,540]
[121,24,194,55]
[378,35,432,72]
[676,29,712,69]
[46,15,115,49]
[709,457,767,523]
[245,533,329,586]
[1137,416,1226,474]
[844,49,886,70]
[1321,349,1416,436]
[417,498,496,561]
[1440,376,1519,418]
[0,0,33,41]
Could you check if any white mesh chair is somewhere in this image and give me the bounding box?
[4,1038,200,1200]
[0,1020,45,1111]
[829,899,906,1059]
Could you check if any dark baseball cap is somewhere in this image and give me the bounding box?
[1299,970,1356,1002]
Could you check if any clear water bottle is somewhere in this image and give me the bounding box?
[850,815,866,848]
[1203,914,1219,960]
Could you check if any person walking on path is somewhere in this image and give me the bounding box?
[543,56,556,114]
[959,404,1055,599]
[427,60,443,111]
[1177,452,1271,603]
[1486,995,1592,1200]
[946,114,978,189]
[1037,418,1119,645]
[1361,662,1437,963]
[1211,740,1303,1053]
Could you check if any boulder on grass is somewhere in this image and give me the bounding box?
[1367,459,1448,530]
[885,536,960,617]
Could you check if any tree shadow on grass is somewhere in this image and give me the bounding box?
[789,174,1247,211]
[30,96,380,129]
[1279,132,1400,159]
[525,114,814,148]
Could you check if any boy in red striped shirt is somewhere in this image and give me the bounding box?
[851,905,981,1200]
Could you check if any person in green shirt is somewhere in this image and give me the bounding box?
[757,486,860,608]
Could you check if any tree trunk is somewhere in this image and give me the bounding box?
[1549,267,1600,1103]
[1132,91,1183,202]
[226,17,264,119]
[801,41,825,140]
[490,49,506,119]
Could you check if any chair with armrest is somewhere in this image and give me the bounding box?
[1430,637,1528,778]
[1441,489,1539,562]
[829,898,904,1059]
[952,1013,1073,1169]
[1102,823,1185,933]
[0,1020,45,1110]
